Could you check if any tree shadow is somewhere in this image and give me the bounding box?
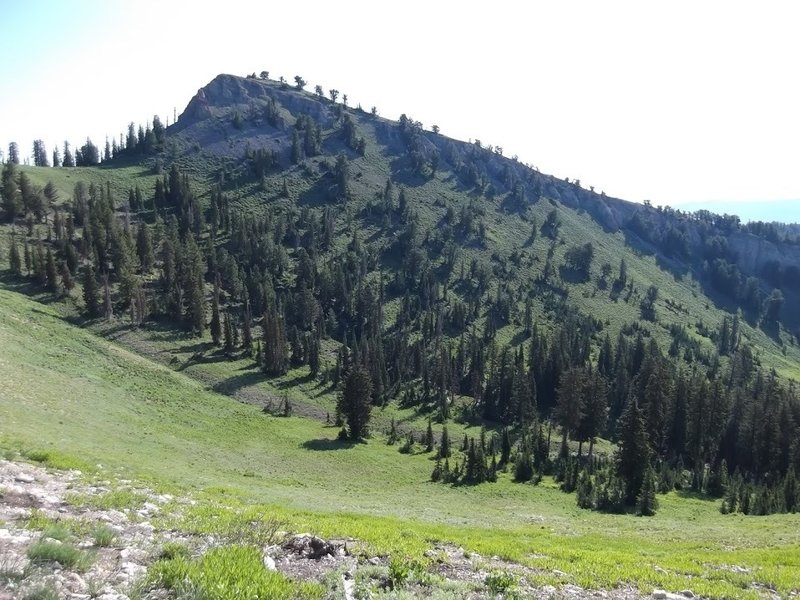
[558,266,590,284]
[212,370,265,395]
[301,438,357,451]
[675,489,718,503]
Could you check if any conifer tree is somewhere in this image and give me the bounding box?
[210,280,222,346]
[439,424,451,458]
[8,234,22,276]
[32,242,46,286]
[514,433,534,482]
[615,398,651,504]
[223,312,234,355]
[308,332,320,377]
[636,465,659,516]
[103,272,114,321]
[338,366,372,440]
[425,418,435,453]
[136,222,154,273]
[1,161,21,222]
[82,262,99,317]
[262,304,288,375]
[23,239,31,276]
[387,417,399,445]
[500,427,511,466]
[45,247,58,293]
[554,367,586,456]
[241,295,253,354]
[577,369,608,459]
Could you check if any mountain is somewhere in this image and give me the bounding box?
[1,72,800,599]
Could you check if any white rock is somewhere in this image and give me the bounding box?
[342,574,356,600]
[263,554,277,571]
[368,556,381,565]
[66,572,86,589]
[115,561,146,584]
[120,547,145,561]
[14,473,35,483]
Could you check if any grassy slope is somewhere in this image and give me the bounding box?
[1,285,798,598]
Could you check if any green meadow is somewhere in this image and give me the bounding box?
[1,285,798,598]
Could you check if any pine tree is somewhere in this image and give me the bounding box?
[514,434,535,482]
[577,369,608,460]
[262,304,288,375]
[82,263,99,317]
[45,247,59,293]
[554,367,586,455]
[500,427,511,466]
[136,222,154,273]
[210,280,222,346]
[223,312,234,354]
[8,234,22,276]
[425,418,435,452]
[308,332,320,377]
[1,161,22,222]
[387,417,399,445]
[615,398,651,505]
[338,366,372,440]
[439,424,451,458]
[23,239,31,276]
[103,272,114,321]
[636,465,659,516]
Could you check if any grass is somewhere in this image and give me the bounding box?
[1,285,799,598]
[21,585,59,600]
[92,524,117,547]
[27,539,93,571]
[149,545,323,599]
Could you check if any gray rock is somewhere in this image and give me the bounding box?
[263,554,276,571]
[681,591,695,599]
[342,573,356,600]
[653,591,667,600]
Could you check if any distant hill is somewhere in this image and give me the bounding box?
[2,71,799,520]
[676,199,800,225]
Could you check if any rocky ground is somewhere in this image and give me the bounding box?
[0,457,694,599]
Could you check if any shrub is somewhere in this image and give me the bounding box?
[485,570,517,595]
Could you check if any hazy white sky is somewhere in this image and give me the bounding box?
[1,1,799,215]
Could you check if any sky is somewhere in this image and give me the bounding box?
[1,0,799,221]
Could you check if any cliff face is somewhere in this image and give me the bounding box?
[176,74,336,131]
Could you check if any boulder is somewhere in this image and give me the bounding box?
[283,534,339,559]
[263,554,277,571]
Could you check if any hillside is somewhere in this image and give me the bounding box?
[1,286,799,598]
[1,72,800,598]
